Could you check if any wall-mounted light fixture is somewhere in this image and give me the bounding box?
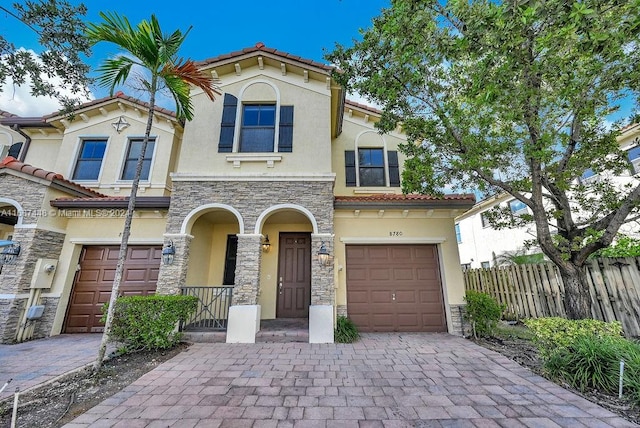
[162,240,175,265]
[317,241,331,266]
[0,240,20,266]
[261,235,271,253]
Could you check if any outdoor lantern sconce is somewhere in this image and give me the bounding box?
[317,241,331,266]
[261,235,271,253]
[162,240,175,265]
[0,240,21,266]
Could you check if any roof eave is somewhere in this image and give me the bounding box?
[50,196,171,209]
[334,200,476,210]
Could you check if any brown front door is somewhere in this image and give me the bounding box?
[64,245,161,333]
[277,233,311,318]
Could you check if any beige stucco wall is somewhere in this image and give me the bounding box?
[176,66,333,176]
[186,221,240,286]
[334,209,466,331]
[19,109,179,197]
[332,115,407,196]
[48,212,167,335]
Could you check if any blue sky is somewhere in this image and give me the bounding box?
[0,0,390,115]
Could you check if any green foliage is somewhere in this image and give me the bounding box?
[334,316,360,343]
[0,1,91,111]
[102,295,198,352]
[326,0,640,318]
[544,335,640,403]
[495,248,545,266]
[464,291,505,338]
[524,317,623,359]
[592,236,640,258]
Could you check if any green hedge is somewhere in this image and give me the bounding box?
[464,290,505,338]
[334,315,360,343]
[102,294,198,352]
[524,317,623,359]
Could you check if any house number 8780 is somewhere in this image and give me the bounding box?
[389,231,403,236]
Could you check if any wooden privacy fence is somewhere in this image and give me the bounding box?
[463,257,640,336]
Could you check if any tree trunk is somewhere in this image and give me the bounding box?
[557,263,592,320]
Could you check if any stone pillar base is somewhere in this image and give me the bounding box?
[226,305,261,343]
[309,305,334,343]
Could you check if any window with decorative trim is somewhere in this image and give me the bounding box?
[217,93,294,154]
[73,138,107,180]
[345,149,400,187]
[121,138,155,181]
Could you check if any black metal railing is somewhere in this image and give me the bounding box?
[180,286,233,331]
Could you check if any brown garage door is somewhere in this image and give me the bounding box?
[346,244,446,332]
[64,245,161,333]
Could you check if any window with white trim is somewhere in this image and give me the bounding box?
[509,199,528,216]
[345,149,400,187]
[455,223,462,243]
[481,212,491,228]
[73,138,107,180]
[121,138,155,181]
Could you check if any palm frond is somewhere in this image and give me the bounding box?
[95,57,136,94]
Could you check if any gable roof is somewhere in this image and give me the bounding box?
[0,156,106,198]
[335,193,476,210]
[196,42,333,72]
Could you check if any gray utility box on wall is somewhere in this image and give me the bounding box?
[26,305,45,320]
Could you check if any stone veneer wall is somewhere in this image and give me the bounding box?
[449,303,467,337]
[156,234,192,294]
[158,180,335,306]
[232,235,262,305]
[0,175,48,225]
[32,296,60,339]
[0,228,65,343]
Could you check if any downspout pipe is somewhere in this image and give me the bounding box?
[11,124,30,162]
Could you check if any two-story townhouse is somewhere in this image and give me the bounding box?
[0,43,475,344]
[456,123,640,269]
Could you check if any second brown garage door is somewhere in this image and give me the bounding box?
[346,244,446,332]
[64,245,161,333]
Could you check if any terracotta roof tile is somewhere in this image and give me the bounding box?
[0,156,106,197]
[196,42,333,71]
[44,91,177,120]
[345,99,382,115]
[335,193,476,203]
[50,196,171,209]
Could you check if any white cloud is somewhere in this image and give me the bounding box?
[0,48,94,117]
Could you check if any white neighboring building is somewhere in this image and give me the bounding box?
[455,123,640,269]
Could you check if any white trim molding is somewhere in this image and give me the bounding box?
[181,203,245,235]
[255,204,319,235]
[339,237,446,244]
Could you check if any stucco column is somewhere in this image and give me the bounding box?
[232,234,262,305]
[310,234,335,306]
[156,233,193,295]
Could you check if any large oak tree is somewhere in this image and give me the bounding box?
[326,0,640,319]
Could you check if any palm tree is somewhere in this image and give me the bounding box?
[86,12,219,369]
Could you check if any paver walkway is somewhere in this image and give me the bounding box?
[0,334,104,401]
[63,333,637,427]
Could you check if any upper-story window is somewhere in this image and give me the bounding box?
[579,168,597,184]
[455,223,462,243]
[628,146,640,175]
[509,199,528,216]
[345,149,400,187]
[121,138,155,181]
[240,104,276,152]
[481,212,491,228]
[73,138,107,180]
[218,93,294,153]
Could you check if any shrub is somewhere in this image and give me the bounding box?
[464,290,505,338]
[544,334,640,403]
[592,235,640,258]
[524,317,623,359]
[102,294,198,352]
[334,316,360,343]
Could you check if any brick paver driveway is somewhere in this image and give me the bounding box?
[64,333,636,427]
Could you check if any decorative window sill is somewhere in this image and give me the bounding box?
[226,154,283,168]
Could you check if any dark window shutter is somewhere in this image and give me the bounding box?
[345,150,356,187]
[222,234,238,285]
[218,93,237,153]
[278,106,294,152]
[388,151,400,187]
